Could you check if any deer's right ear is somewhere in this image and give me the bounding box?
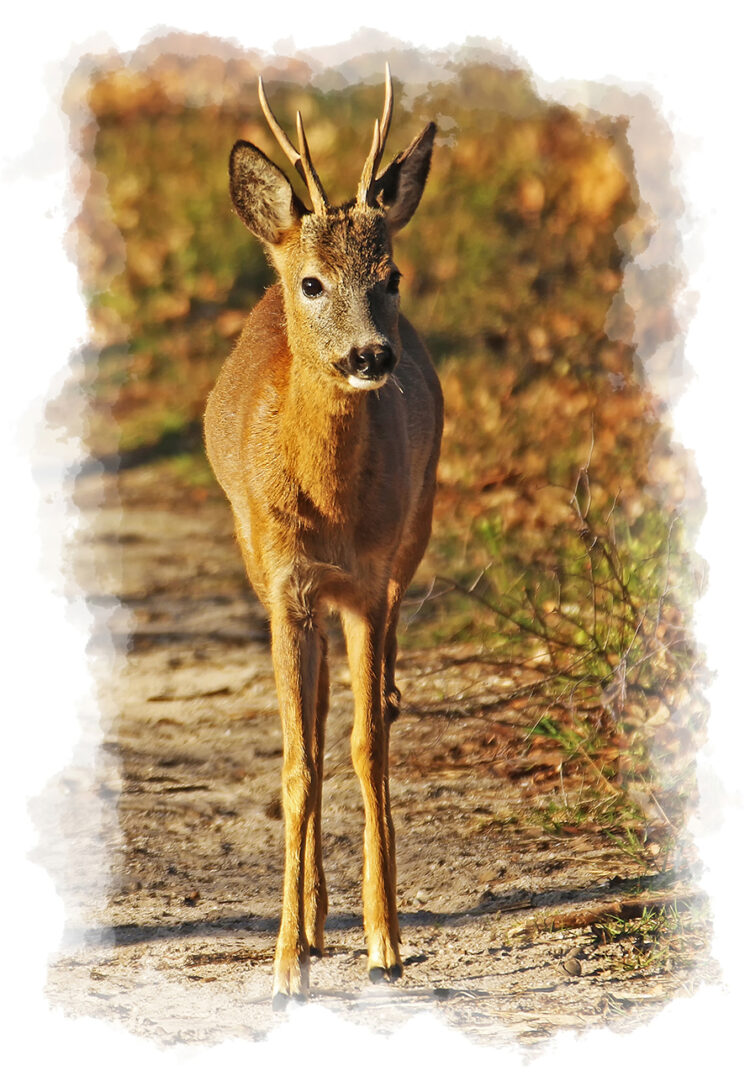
[229,141,304,245]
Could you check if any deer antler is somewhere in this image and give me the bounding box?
[258,75,328,215]
[357,63,394,207]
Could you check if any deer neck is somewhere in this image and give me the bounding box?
[280,357,370,522]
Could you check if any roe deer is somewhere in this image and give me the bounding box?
[204,66,443,1006]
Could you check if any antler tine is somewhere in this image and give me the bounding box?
[358,62,394,206]
[257,75,328,214]
[258,76,302,174]
[295,111,328,215]
[357,118,381,206]
[378,61,394,168]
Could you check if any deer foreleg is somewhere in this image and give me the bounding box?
[270,603,321,1007]
[304,633,329,955]
[342,607,402,982]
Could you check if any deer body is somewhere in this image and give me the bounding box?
[204,72,442,1005]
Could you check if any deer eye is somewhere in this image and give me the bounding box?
[301,277,324,298]
[386,270,401,295]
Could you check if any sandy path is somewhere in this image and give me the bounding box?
[39,466,715,1048]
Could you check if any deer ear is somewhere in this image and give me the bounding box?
[229,141,304,245]
[374,122,436,232]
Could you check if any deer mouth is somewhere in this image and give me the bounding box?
[334,365,390,390]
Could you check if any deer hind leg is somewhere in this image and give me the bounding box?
[381,582,404,944]
[341,606,402,982]
[384,580,403,726]
[378,502,437,947]
[269,598,322,1008]
[383,493,435,731]
[304,632,329,955]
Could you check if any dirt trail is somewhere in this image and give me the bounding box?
[40,464,715,1048]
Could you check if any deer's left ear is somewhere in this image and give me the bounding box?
[374,122,436,232]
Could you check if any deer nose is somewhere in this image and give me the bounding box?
[347,344,395,380]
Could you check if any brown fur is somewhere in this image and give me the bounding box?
[204,92,442,1004]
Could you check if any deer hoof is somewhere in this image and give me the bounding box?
[368,963,403,984]
[272,990,308,1011]
[272,947,309,1007]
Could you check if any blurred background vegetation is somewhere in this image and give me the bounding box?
[62,40,706,848]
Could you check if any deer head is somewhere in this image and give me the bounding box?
[229,66,435,390]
